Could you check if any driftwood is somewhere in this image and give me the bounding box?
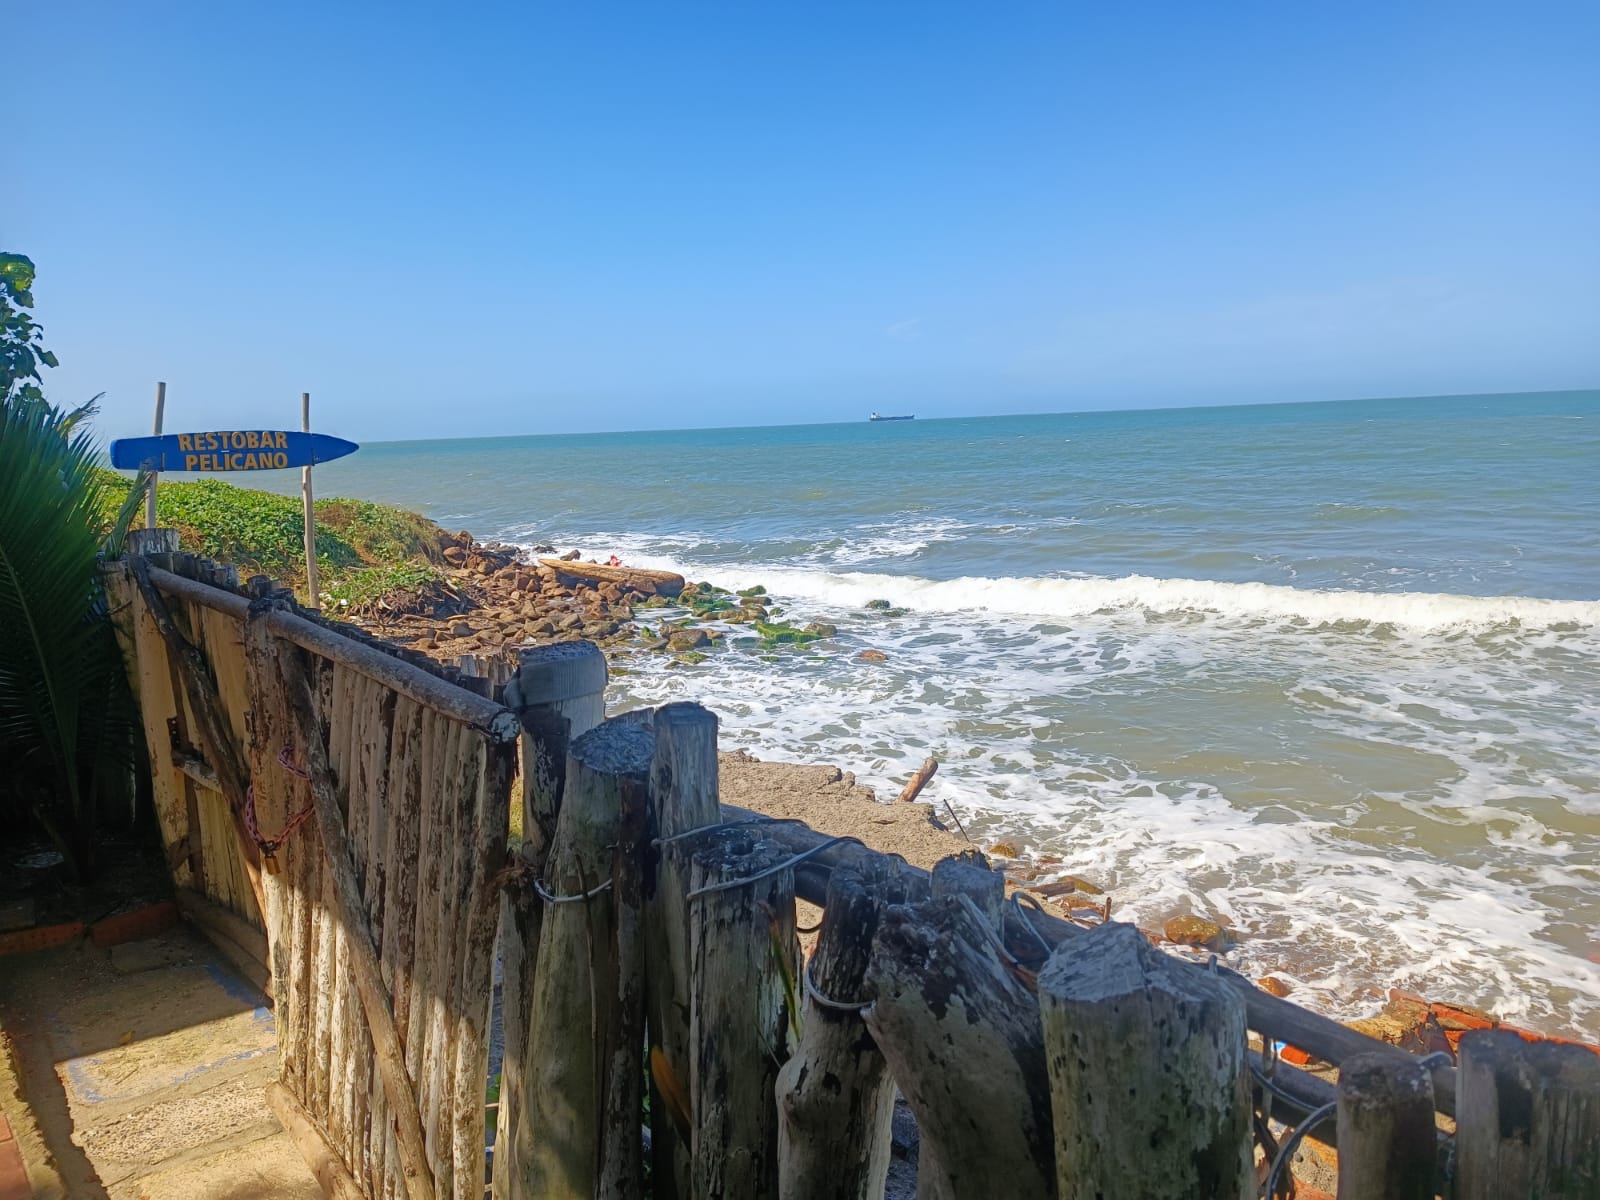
[538,557,685,597]
[777,857,928,1200]
[688,828,801,1200]
[1454,1029,1600,1200]
[494,641,608,1200]
[514,711,656,1199]
[278,642,436,1200]
[896,756,939,804]
[1334,1052,1436,1200]
[644,702,721,1200]
[717,802,1456,1126]
[864,893,1055,1200]
[1039,922,1251,1200]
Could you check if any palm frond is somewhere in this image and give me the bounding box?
[0,393,142,877]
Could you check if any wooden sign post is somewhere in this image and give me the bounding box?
[301,392,319,610]
[111,391,359,609]
[146,381,166,530]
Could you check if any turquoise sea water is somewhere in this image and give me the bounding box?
[288,390,1600,1036]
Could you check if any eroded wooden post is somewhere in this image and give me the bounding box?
[1334,1051,1435,1199]
[1039,922,1251,1200]
[1455,1029,1600,1200]
[688,828,801,1200]
[777,856,928,1200]
[493,641,607,1199]
[513,710,655,1200]
[644,702,720,1200]
[864,888,1055,1200]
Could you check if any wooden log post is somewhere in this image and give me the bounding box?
[512,711,655,1200]
[493,641,608,1200]
[718,800,1455,1129]
[643,702,720,1200]
[1334,1051,1435,1200]
[688,827,802,1200]
[864,890,1055,1200]
[1454,1029,1600,1200]
[1039,921,1251,1200]
[910,849,1009,1199]
[777,856,929,1200]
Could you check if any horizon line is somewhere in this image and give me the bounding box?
[351,384,1599,450]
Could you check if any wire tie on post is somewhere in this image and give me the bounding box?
[533,876,614,905]
[686,836,861,900]
[802,959,872,1014]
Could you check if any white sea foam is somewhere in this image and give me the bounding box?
[516,532,1600,1038]
[559,545,1600,634]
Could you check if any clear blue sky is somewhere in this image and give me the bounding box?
[14,1,1599,440]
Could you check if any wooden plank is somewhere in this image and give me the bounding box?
[1455,1029,1600,1199]
[130,558,267,919]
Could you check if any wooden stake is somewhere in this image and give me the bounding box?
[1454,1029,1600,1200]
[688,828,800,1200]
[147,381,165,529]
[1334,1052,1435,1200]
[494,641,608,1200]
[864,891,1055,1200]
[278,643,436,1200]
[301,392,319,610]
[1039,921,1252,1200]
[777,857,927,1200]
[514,711,655,1200]
[644,701,720,1200]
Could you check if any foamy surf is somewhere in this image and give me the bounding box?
[561,542,1600,634]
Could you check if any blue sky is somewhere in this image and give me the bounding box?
[13,1,1599,440]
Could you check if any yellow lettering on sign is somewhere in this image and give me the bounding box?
[246,431,260,449]
[184,453,198,471]
[274,452,289,467]
[177,433,192,451]
[203,432,217,451]
[275,432,287,448]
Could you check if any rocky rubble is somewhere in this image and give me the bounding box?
[332,529,896,677]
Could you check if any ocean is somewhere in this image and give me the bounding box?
[289,390,1600,1038]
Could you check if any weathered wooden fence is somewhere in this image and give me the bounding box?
[108,537,516,1200]
[108,541,1600,1200]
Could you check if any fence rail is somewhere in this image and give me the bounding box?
[106,540,1600,1200]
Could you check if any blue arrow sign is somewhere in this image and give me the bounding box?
[110,430,359,472]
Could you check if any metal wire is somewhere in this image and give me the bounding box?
[652,816,772,847]
[1009,891,1054,955]
[533,876,614,904]
[686,836,862,900]
[1263,1100,1336,1198]
[803,959,872,1014]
